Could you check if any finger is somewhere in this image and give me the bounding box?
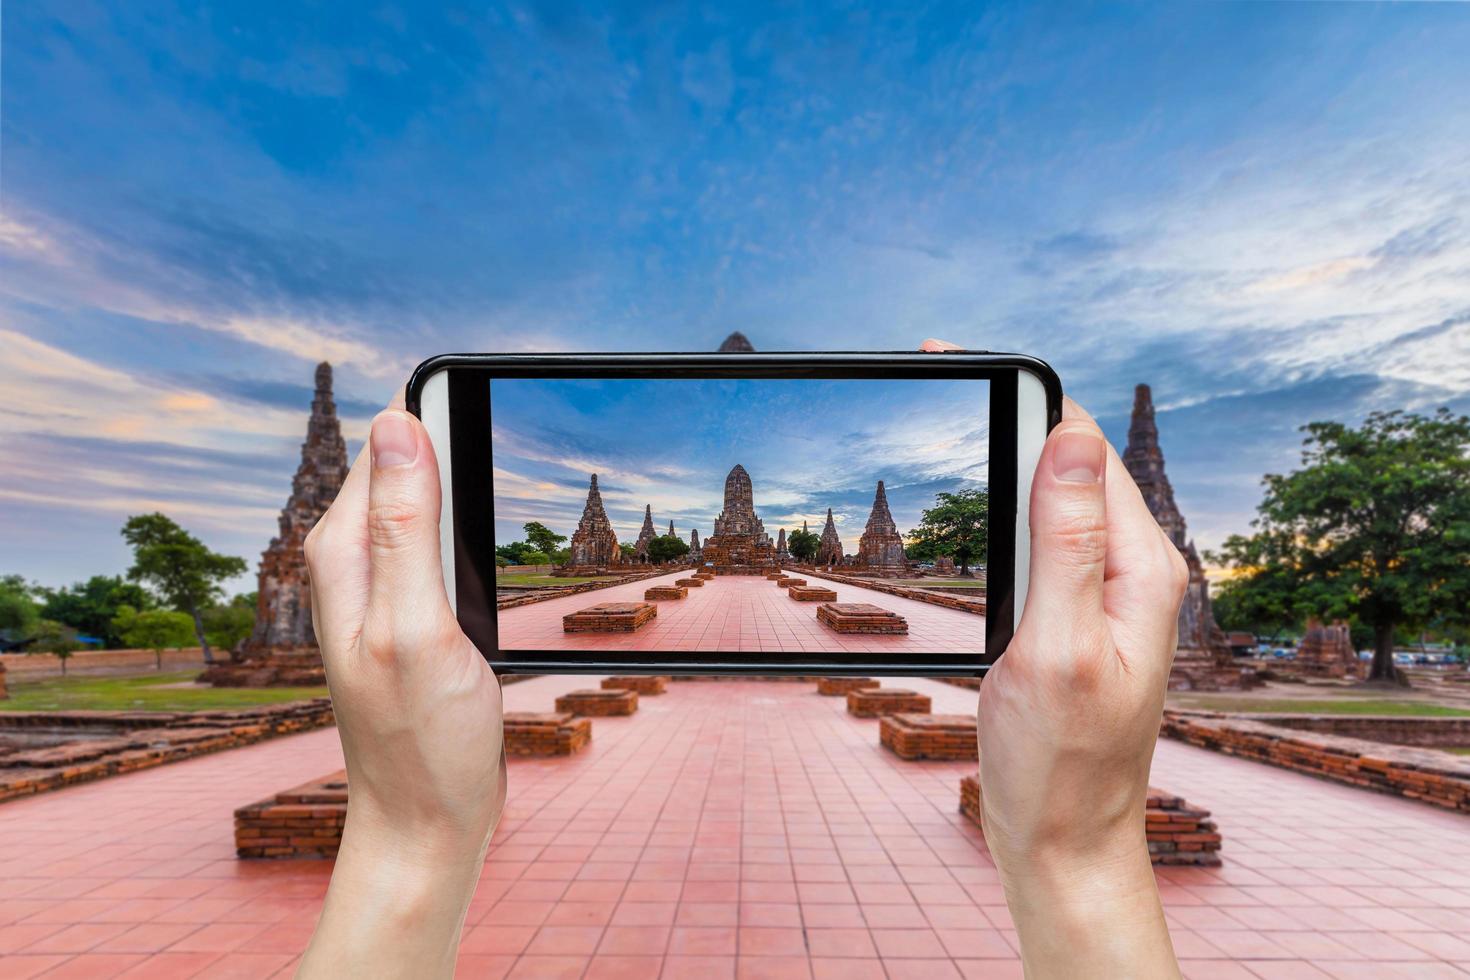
[919,338,964,352]
[1021,416,1110,634]
[363,408,453,649]
[305,386,408,646]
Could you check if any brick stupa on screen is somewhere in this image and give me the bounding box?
[202,363,348,687]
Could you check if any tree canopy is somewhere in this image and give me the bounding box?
[39,575,154,648]
[122,513,247,664]
[0,574,40,637]
[113,605,197,669]
[647,533,690,564]
[523,522,567,556]
[787,529,820,563]
[907,489,989,575]
[1211,409,1470,684]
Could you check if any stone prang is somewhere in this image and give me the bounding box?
[1124,384,1254,691]
[817,508,844,566]
[563,474,624,573]
[856,481,907,575]
[203,362,348,687]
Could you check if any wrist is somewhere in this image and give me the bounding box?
[997,837,1178,979]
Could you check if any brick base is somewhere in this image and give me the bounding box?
[787,586,838,602]
[602,676,669,695]
[880,713,977,760]
[235,771,346,859]
[817,603,909,635]
[562,602,657,633]
[504,712,591,756]
[846,689,931,718]
[555,689,639,716]
[199,648,325,687]
[816,677,879,696]
[644,586,689,601]
[675,578,705,588]
[960,775,1223,866]
[781,578,807,588]
[1162,711,1470,814]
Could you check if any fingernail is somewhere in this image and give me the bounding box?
[372,413,418,468]
[1052,430,1104,484]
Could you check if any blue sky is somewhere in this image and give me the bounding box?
[489,378,989,547]
[3,2,1468,590]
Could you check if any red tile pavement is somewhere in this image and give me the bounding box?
[2,676,1470,979]
[495,572,984,655]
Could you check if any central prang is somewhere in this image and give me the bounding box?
[699,464,778,572]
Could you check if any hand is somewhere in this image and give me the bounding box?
[981,398,1186,978]
[298,393,506,980]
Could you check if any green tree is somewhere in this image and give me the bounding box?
[0,574,40,637]
[29,619,79,676]
[550,547,572,567]
[618,542,637,560]
[202,593,257,653]
[113,605,197,670]
[495,541,550,566]
[121,513,248,665]
[523,522,568,557]
[787,529,820,563]
[647,534,691,564]
[39,575,154,648]
[1211,409,1470,685]
[908,489,989,576]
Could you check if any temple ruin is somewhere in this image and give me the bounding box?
[775,527,789,562]
[1294,619,1364,679]
[699,465,777,572]
[856,480,908,576]
[689,528,701,560]
[634,505,657,561]
[1124,384,1255,691]
[203,363,348,687]
[560,474,624,574]
[816,508,844,566]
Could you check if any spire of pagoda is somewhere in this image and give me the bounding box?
[1122,384,1186,546]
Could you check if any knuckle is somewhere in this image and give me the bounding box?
[367,499,421,548]
[1046,517,1108,566]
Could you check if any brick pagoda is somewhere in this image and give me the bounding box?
[816,508,844,566]
[1124,384,1255,691]
[856,480,907,576]
[700,464,777,573]
[560,474,625,574]
[775,527,789,562]
[203,363,348,687]
[634,505,657,562]
[1295,619,1364,679]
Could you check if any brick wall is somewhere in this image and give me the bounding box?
[797,568,987,616]
[1,647,207,678]
[1161,711,1470,815]
[1235,714,1470,748]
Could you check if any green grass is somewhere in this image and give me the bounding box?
[1445,748,1470,755]
[496,574,620,587]
[1173,697,1470,717]
[0,671,329,713]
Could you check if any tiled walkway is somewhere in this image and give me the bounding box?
[2,677,1470,979]
[496,573,984,655]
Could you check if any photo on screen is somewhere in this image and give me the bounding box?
[489,378,989,655]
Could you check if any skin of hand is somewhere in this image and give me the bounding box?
[298,392,507,979]
[926,339,1185,978]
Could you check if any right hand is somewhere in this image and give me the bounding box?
[978,397,1188,978]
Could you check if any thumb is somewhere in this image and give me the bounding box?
[363,409,452,648]
[1021,419,1110,634]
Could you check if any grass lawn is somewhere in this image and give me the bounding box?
[0,671,329,712]
[1446,748,1470,755]
[496,574,620,588]
[1173,697,1470,717]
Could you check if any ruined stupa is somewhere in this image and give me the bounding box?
[1123,384,1254,690]
[203,362,348,687]
[1295,619,1364,679]
[857,480,907,575]
[689,528,702,561]
[701,464,777,571]
[560,474,624,574]
[775,527,789,562]
[634,505,657,561]
[816,508,844,566]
